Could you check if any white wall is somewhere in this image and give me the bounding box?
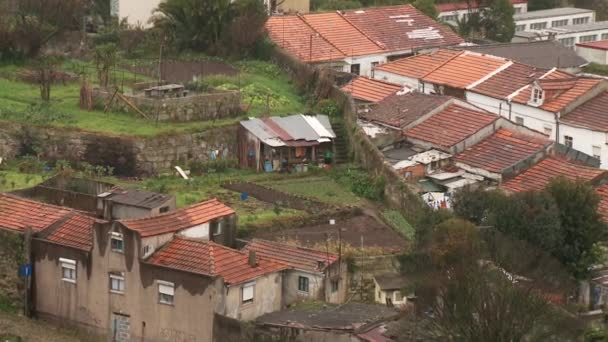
[439,3,526,23]
[466,91,558,140]
[576,46,608,64]
[515,12,595,32]
[118,0,162,27]
[560,124,608,168]
[180,223,210,239]
[345,54,388,77]
[372,69,420,89]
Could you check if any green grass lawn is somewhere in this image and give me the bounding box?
[0,59,307,137]
[264,175,363,206]
[0,170,45,192]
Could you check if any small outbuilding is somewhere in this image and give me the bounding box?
[238,114,336,172]
[374,274,413,307]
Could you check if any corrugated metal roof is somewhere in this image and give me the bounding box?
[241,114,336,146]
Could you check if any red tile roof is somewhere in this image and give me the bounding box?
[576,40,608,51]
[146,237,288,285]
[561,91,608,131]
[265,16,345,62]
[243,239,338,273]
[502,157,605,193]
[454,128,551,174]
[436,0,526,12]
[342,5,464,52]
[120,199,235,237]
[0,193,71,233]
[403,104,499,149]
[341,77,402,102]
[374,49,462,79]
[472,62,547,99]
[266,5,464,63]
[507,69,602,113]
[301,12,384,57]
[596,184,608,222]
[422,52,510,89]
[44,213,100,251]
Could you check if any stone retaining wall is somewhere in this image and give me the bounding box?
[93,88,241,123]
[0,122,237,176]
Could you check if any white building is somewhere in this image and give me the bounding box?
[515,21,608,48]
[577,40,608,64]
[514,7,595,34]
[437,0,528,24]
[373,275,412,307]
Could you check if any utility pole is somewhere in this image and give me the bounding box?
[23,226,33,318]
[158,36,165,87]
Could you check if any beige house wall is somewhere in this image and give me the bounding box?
[223,272,283,321]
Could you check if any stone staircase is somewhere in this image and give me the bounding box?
[332,121,350,164]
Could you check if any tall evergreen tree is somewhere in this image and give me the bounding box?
[482,0,515,42]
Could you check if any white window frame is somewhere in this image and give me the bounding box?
[212,220,222,236]
[110,273,125,294]
[551,19,568,27]
[580,34,598,43]
[530,22,547,30]
[142,245,154,258]
[559,37,575,48]
[515,24,526,32]
[573,17,590,25]
[158,280,175,305]
[60,258,76,283]
[110,231,124,253]
[564,135,573,148]
[531,87,544,105]
[242,282,255,304]
[593,145,601,159]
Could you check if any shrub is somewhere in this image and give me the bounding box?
[314,99,340,117]
[188,158,239,175]
[330,167,385,201]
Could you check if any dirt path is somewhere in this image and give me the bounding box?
[0,312,99,341]
[222,182,329,213]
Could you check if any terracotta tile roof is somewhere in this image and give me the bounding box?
[403,104,499,149]
[576,40,608,51]
[596,184,608,222]
[266,5,464,63]
[146,237,288,285]
[120,199,235,237]
[374,49,462,79]
[437,0,526,12]
[561,91,608,131]
[301,12,384,57]
[512,77,602,113]
[362,92,451,129]
[0,193,71,233]
[243,239,338,273]
[341,77,402,102]
[43,213,100,251]
[342,5,464,52]
[422,52,510,89]
[502,157,605,193]
[472,62,548,99]
[454,128,551,174]
[266,16,346,62]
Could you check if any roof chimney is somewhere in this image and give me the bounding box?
[248,250,257,267]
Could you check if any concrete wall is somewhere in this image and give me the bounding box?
[283,271,325,305]
[223,272,283,321]
[93,89,241,123]
[577,46,608,64]
[32,222,225,342]
[0,122,237,177]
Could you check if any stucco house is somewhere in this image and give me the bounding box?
[243,239,348,305]
[373,274,413,307]
[265,5,464,77]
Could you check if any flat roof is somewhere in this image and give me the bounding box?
[546,20,608,34]
[514,7,594,21]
